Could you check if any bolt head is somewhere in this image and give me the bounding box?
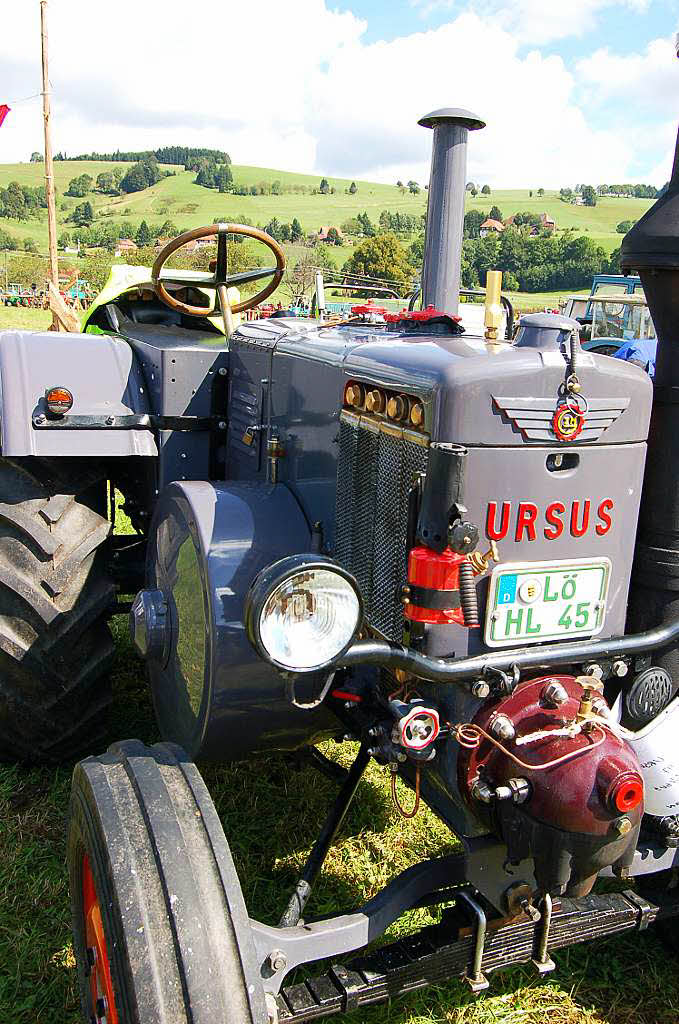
[34,413,46,424]
[614,815,633,837]
[269,949,287,972]
[129,589,168,661]
[491,714,516,742]
[541,681,569,708]
[106,415,115,425]
[612,659,629,678]
[219,366,227,375]
[471,680,490,699]
[218,420,227,430]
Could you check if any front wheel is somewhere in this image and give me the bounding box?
[68,740,269,1024]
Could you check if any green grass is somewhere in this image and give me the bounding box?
[0,305,53,331]
[1,486,679,1022]
[0,159,654,258]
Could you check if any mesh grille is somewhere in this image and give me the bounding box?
[335,411,428,640]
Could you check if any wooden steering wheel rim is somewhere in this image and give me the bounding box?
[150,223,286,316]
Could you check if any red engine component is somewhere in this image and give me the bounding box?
[404,545,475,626]
[383,304,461,324]
[457,674,643,896]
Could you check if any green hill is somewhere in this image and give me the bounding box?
[0,157,655,264]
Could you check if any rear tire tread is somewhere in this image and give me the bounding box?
[0,457,115,762]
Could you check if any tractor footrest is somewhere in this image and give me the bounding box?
[276,888,675,1022]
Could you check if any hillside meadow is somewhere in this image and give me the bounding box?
[0,158,655,264]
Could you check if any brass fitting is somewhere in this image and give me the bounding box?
[468,541,500,575]
[387,395,407,421]
[365,389,385,413]
[344,383,364,408]
[410,402,425,427]
[484,269,504,342]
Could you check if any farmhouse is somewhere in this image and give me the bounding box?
[115,238,138,257]
[316,225,343,243]
[479,218,505,237]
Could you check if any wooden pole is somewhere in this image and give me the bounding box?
[40,0,59,328]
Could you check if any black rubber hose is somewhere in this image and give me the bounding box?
[338,615,679,684]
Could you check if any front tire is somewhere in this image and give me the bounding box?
[0,458,116,762]
[68,740,269,1024]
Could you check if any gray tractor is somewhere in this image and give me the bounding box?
[4,108,679,1024]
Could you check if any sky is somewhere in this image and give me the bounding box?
[1,0,678,189]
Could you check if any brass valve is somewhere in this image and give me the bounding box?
[468,540,500,575]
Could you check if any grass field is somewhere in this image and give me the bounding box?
[0,305,53,331]
[1,310,679,1024]
[0,157,654,258]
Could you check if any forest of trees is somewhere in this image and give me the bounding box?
[62,146,230,165]
[0,181,48,220]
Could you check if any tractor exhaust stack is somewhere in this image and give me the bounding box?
[418,108,485,316]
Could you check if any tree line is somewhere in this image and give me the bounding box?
[52,146,230,165]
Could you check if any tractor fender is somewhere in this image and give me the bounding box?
[144,479,337,760]
[0,329,156,457]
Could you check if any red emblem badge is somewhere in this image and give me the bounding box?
[552,403,584,441]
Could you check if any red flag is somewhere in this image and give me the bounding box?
[0,106,10,128]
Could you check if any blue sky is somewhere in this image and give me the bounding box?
[350,0,676,49]
[2,0,678,187]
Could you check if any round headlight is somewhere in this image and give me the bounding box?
[246,555,362,672]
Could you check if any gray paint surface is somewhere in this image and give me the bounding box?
[0,329,156,457]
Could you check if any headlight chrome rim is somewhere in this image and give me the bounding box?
[245,554,363,673]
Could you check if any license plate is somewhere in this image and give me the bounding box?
[484,557,611,647]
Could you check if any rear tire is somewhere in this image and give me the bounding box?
[0,457,115,762]
[68,740,269,1024]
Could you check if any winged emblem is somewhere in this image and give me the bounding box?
[491,395,629,442]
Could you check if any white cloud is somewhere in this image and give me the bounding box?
[0,0,674,188]
[411,0,651,44]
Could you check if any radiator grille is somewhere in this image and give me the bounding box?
[335,411,429,640]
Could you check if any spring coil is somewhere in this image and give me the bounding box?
[458,559,479,627]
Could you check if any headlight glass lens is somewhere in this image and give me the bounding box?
[259,568,360,670]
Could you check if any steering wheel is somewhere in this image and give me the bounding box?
[151,223,286,319]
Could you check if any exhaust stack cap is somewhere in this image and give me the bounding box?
[418,108,486,132]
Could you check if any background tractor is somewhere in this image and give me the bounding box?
[2,107,679,1023]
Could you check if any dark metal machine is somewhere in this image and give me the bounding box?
[2,106,677,1023]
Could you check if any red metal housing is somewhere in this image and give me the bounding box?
[404,545,466,625]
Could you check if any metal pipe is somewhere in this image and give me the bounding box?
[418,108,485,316]
[278,743,371,928]
[338,613,679,683]
[455,890,489,991]
[532,893,556,973]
